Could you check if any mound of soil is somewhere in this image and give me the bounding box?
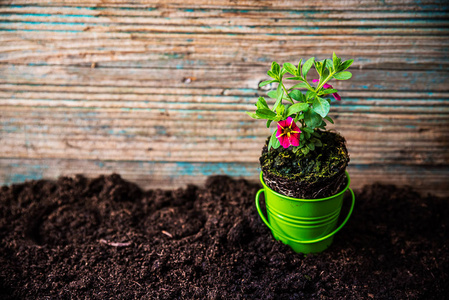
[0,174,448,299]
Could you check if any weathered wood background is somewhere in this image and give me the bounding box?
[1,0,448,196]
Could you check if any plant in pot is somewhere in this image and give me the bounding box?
[247,53,356,254]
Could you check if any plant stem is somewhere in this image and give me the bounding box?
[280,81,295,104]
[316,71,336,91]
[303,80,315,92]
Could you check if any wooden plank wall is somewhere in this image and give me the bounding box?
[1,0,448,196]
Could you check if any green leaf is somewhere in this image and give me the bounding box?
[324,116,334,124]
[276,103,285,116]
[319,88,338,95]
[301,147,310,155]
[286,76,305,81]
[332,52,338,68]
[287,103,308,116]
[289,82,309,90]
[304,131,311,139]
[246,111,261,119]
[333,71,352,80]
[306,90,317,100]
[269,129,281,150]
[321,68,330,80]
[256,108,276,119]
[271,61,280,75]
[267,70,278,80]
[296,113,304,121]
[297,58,303,76]
[272,99,282,114]
[259,80,277,87]
[317,119,327,129]
[280,67,288,77]
[283,62,297,75]
[266,119,273,128]
[307,143,315,151]
[302,127,314,133]
[302,57,315,78]
[304,109,322,128]
[267,90,277,99]
[273,115,283,122]
[324,59,333,70]
[313,139,323,147]
[256,97,269,109]
[283,104,291,118]
[312,97,330,118]
[288,90,305,102]
[332,52,341,71]
[339,59,353,72]
[273,84,284,111]
[314,61,323,76]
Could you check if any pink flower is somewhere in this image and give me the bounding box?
[312,79,341,101]
[276,117,301,149]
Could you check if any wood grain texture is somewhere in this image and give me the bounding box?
[1,1,448,196]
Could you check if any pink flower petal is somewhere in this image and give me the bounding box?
[276,127,283,138]
[279,135,290,148]
[277,119,287,129]
[332,93,341,101]
[322,83,333,90]
[288,135,300,147]
[291,122,301,132]
[276,118,301,149]
[312,79,319,83]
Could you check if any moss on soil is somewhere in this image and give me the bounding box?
[260,131,350,184]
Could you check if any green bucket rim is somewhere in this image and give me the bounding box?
[260,171,350,203]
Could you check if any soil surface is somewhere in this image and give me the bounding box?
[0,174,448,299]
[260,131,349,199]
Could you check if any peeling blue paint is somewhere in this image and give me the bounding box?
[8,172,43,184]
[10,21,94,26]
[0,29,82,33]
[3,13,96,18]
[174,162,256,177]
[237,135,258,140]
[2,163,49,185]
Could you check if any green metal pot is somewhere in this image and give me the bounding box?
[265,200,341,224]
[255,172,355,254]
[259,171,350,219]
[266,205,340,240]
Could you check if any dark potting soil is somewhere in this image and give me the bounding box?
[260,131,350,199]
[0,174,448,299]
